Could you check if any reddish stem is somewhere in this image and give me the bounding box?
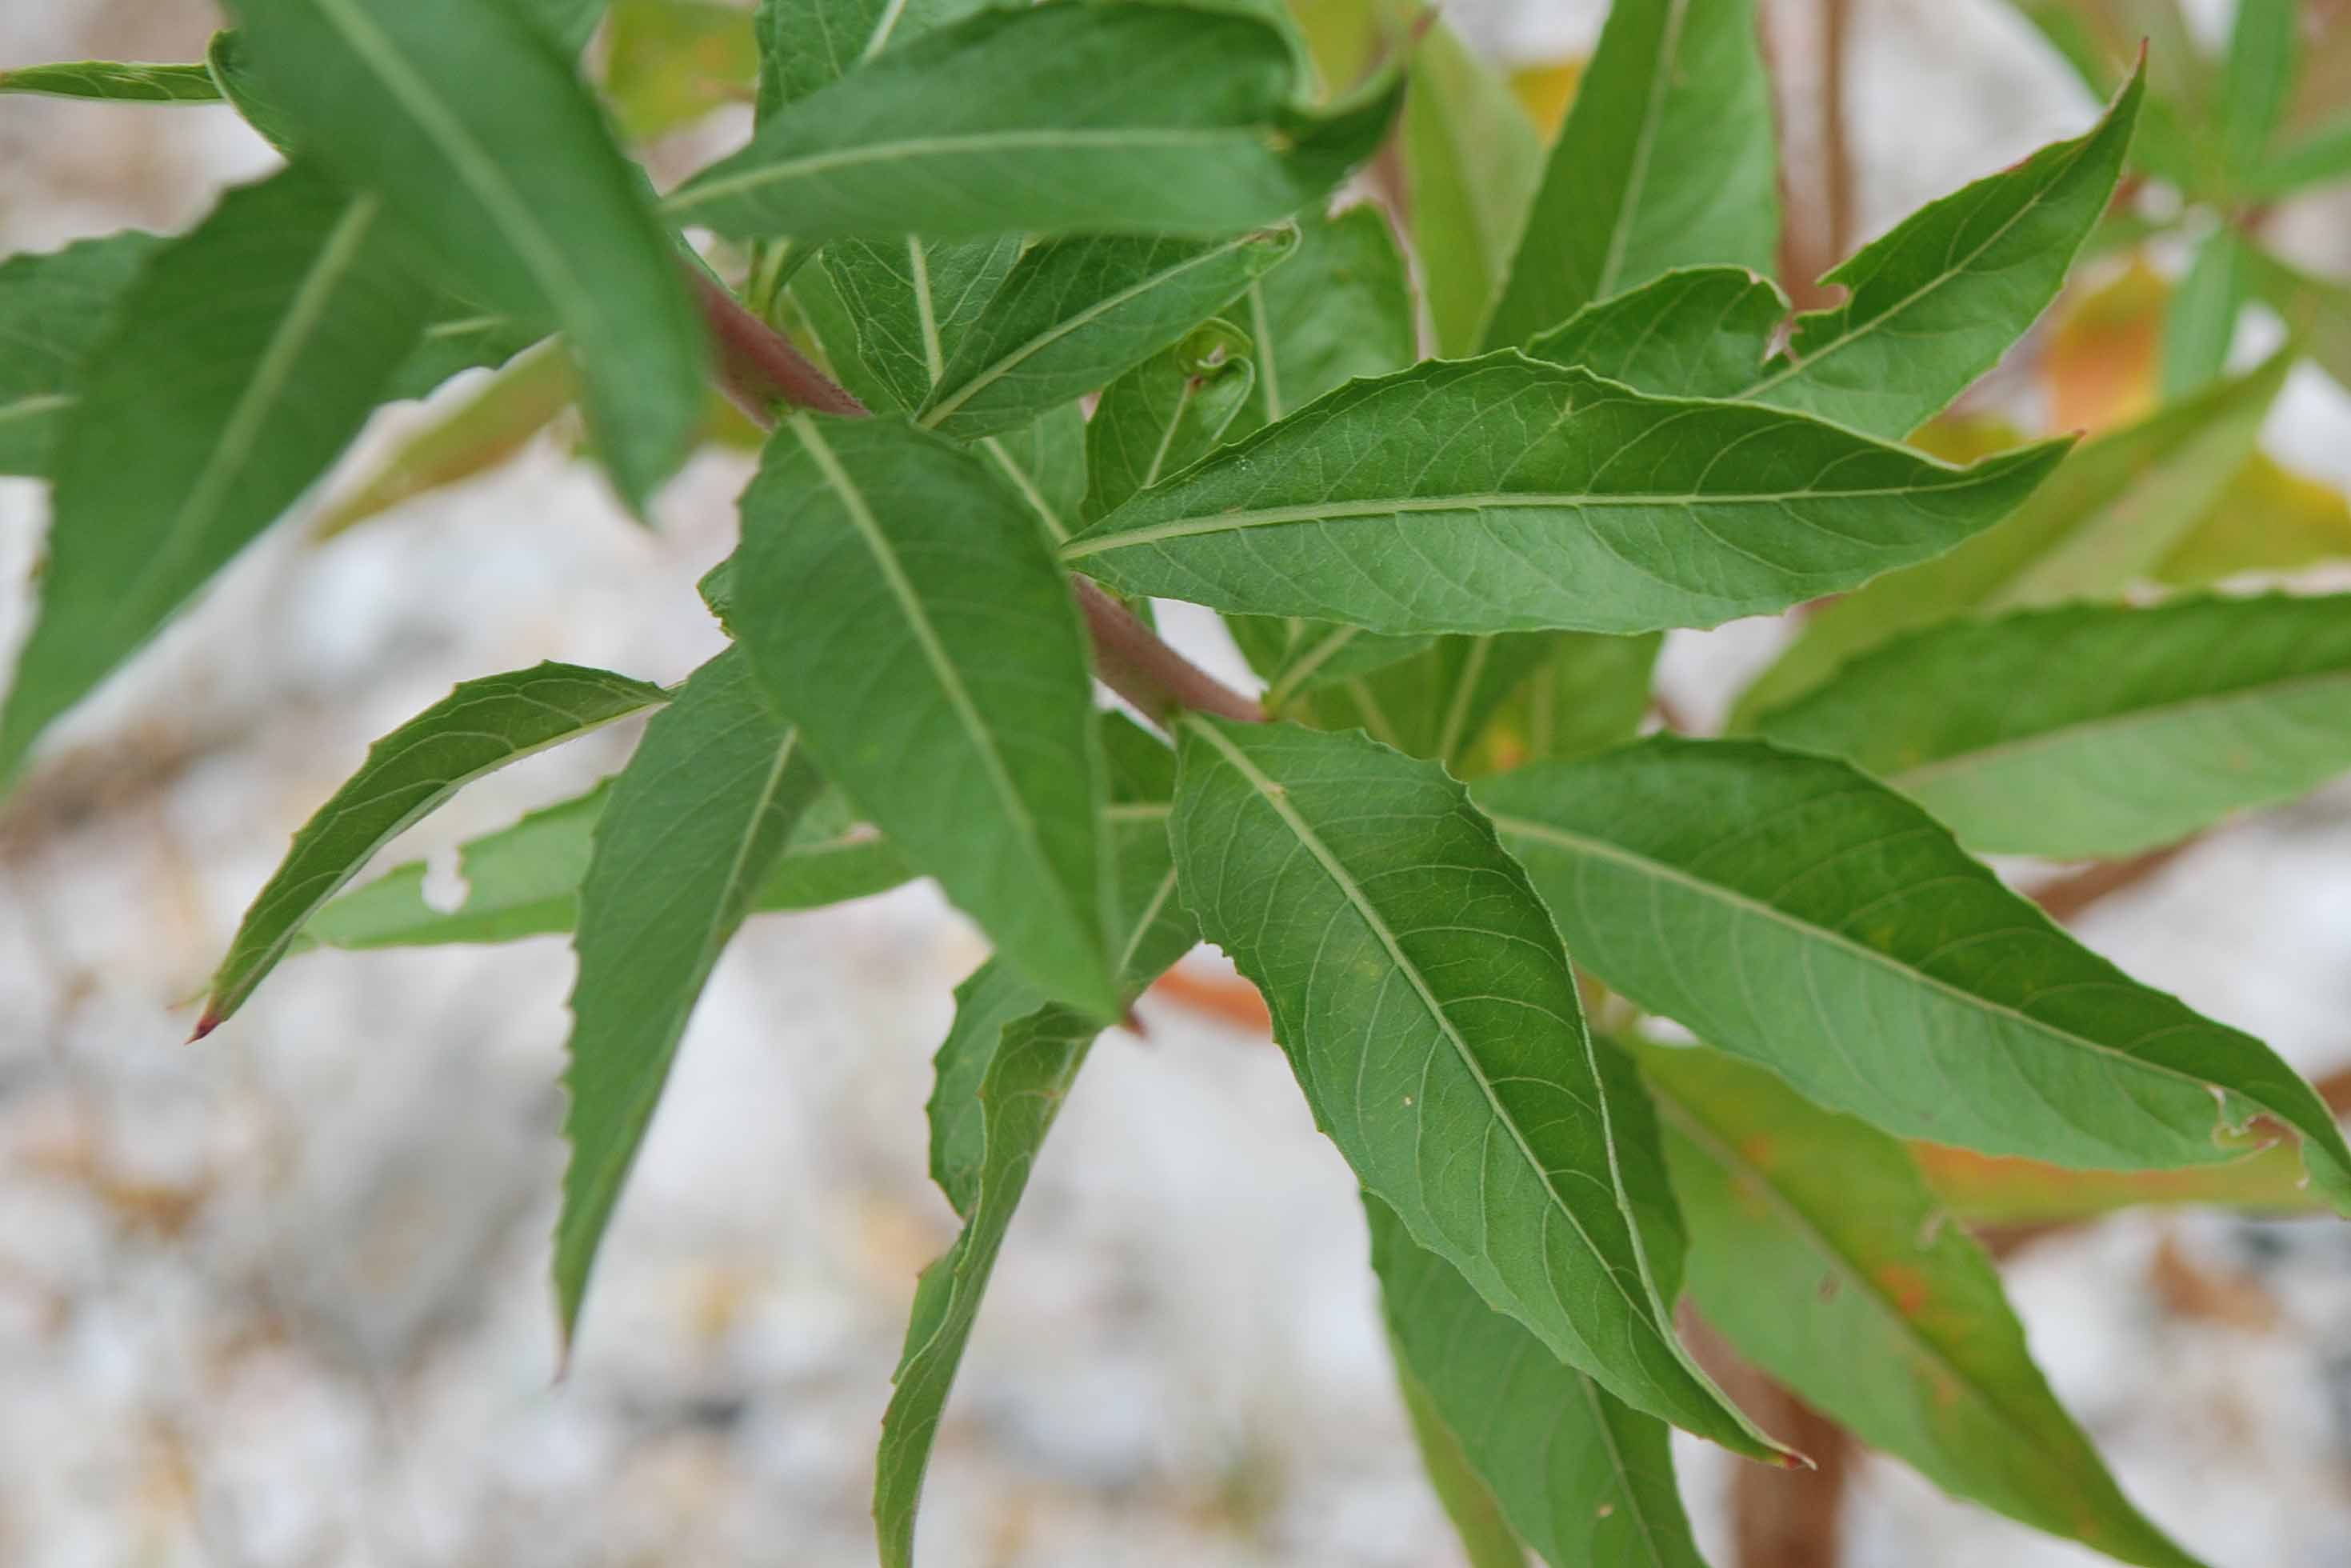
[690,269,1264,727]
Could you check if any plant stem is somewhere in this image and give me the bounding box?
[689,270,1265,726]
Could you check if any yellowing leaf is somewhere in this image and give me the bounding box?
[2157,451,2351,584]
[1506,58,1581,138]
[2042,255,2166,434]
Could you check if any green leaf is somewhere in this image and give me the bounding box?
[200,662,667,1032]
[2242,111,2351,195]
[1062,356,2070,636]
[668,2,1399,242]
[2249,248,2351,392]
[881,798,1193,1566]
[1642,1039,2207,1568]
[1462,632,1661,775]
[1757,595,2351,859]
[1401,17,1542,357]
[0,55,223,102]
[1732,352,2288,723]
[811,235,1022,414]
[0,230,162,475]
[518,0,612,55]
[1389,1343,1529,1568]
[734,414,1120,1019]
[1291,634,1556,768]
[1082,319,1256,524]
[0,166,433,789]
[1370,1190,1708,1568]
[229,0,707,514]
[1233,202,1416,434]
[382,310,547,403]
[298,784,914,951]
[2221,0,2297,186]
[917,230,1297,441]
[753,0,990,117]
[602,0,759,139]
[1167,716,1783,1458]
[557,648,822,1342]
[1231,617,1434,710]
[978,404,1089,546]
[2161,228,2249,398]
[2157,450,2351,586]
[1998,0,2210,194]
[1528,70,2140,439]
[1474,737,2351,1214]
[1481,0,1777,353]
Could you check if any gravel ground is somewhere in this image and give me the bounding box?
[6,2,2351,1565]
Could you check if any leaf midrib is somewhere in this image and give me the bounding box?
[1489,812,2229,1108]
[790,416,1090,957]
[1592,0,1691,303]
[919,231,1272,430]
[1062,478,2005,558]
[1886,665,2351,792]
[1186,718,1672,1354]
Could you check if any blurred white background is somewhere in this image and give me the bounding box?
[6,1,2351,1564]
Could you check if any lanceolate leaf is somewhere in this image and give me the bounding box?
[1757,596,2351,859]
[1168,717,1782,1458]
[1462,632,1661,775]
[298,785,914,951]
[978,404,1089,545]
[734,414,1121,1019]
[813,235,1023,414]
[880,803,1194,1566]
[230,0,707,514]
[1370,1194,1708,1568]
[1475,738,2351,1212]
[1482,0,1777,354]
[1229,617,1433,708]
[201,662,668,1032]
[1641,1040,2207,1568]
[917,230,1296,441]
[1733,352,2288,723]
[1082,320,1256,524]
[2157,451,2351,586]
[0,56,223,102]
[0,165,433,788]
[2221,0,2297,186]
[0,230,162,474]
[558,648,822,1342]
[1063,356,2069,637]
[1529,69,2141,440]
[1402,17,1543,357]
[669,3,1399,242]
[2161,228,2250,398]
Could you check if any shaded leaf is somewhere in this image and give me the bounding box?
[1390,1342,1529,1568]
[1917,1140,2325,1224]
[519,0,613,55]
[1461,632,1661,776]
[1371,1189,1708,1568]
[810,234,1023,414]
[753,0,990,116]
[1643,1039,2207,1568]
[1233,201,1415,434]
[0,166,432,788]
[1733,352,2288,722]
[557,648,822,1342]
[1064,356,2069,637]
[0,230,162,475]
[1402,16,1543,357]
[734,414,1120,1018]
[1474,737,2351,1212]
[918,230,1295,441]
[382,310,547,403]
[1526,265,1784,403]
[0,55,222,102]
[978,404,1089,546]
[2221,0,2297,187]
[230,0,706,514]
[1082,319,1256,525]
[1482,0,1777,353]
[1229,616,1433,709]
[1293,633,1556,768]
[1757,595,2351,859]
[670,2,1399,242]
[1168,716,1782,1457]
[202,662,667,1030]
